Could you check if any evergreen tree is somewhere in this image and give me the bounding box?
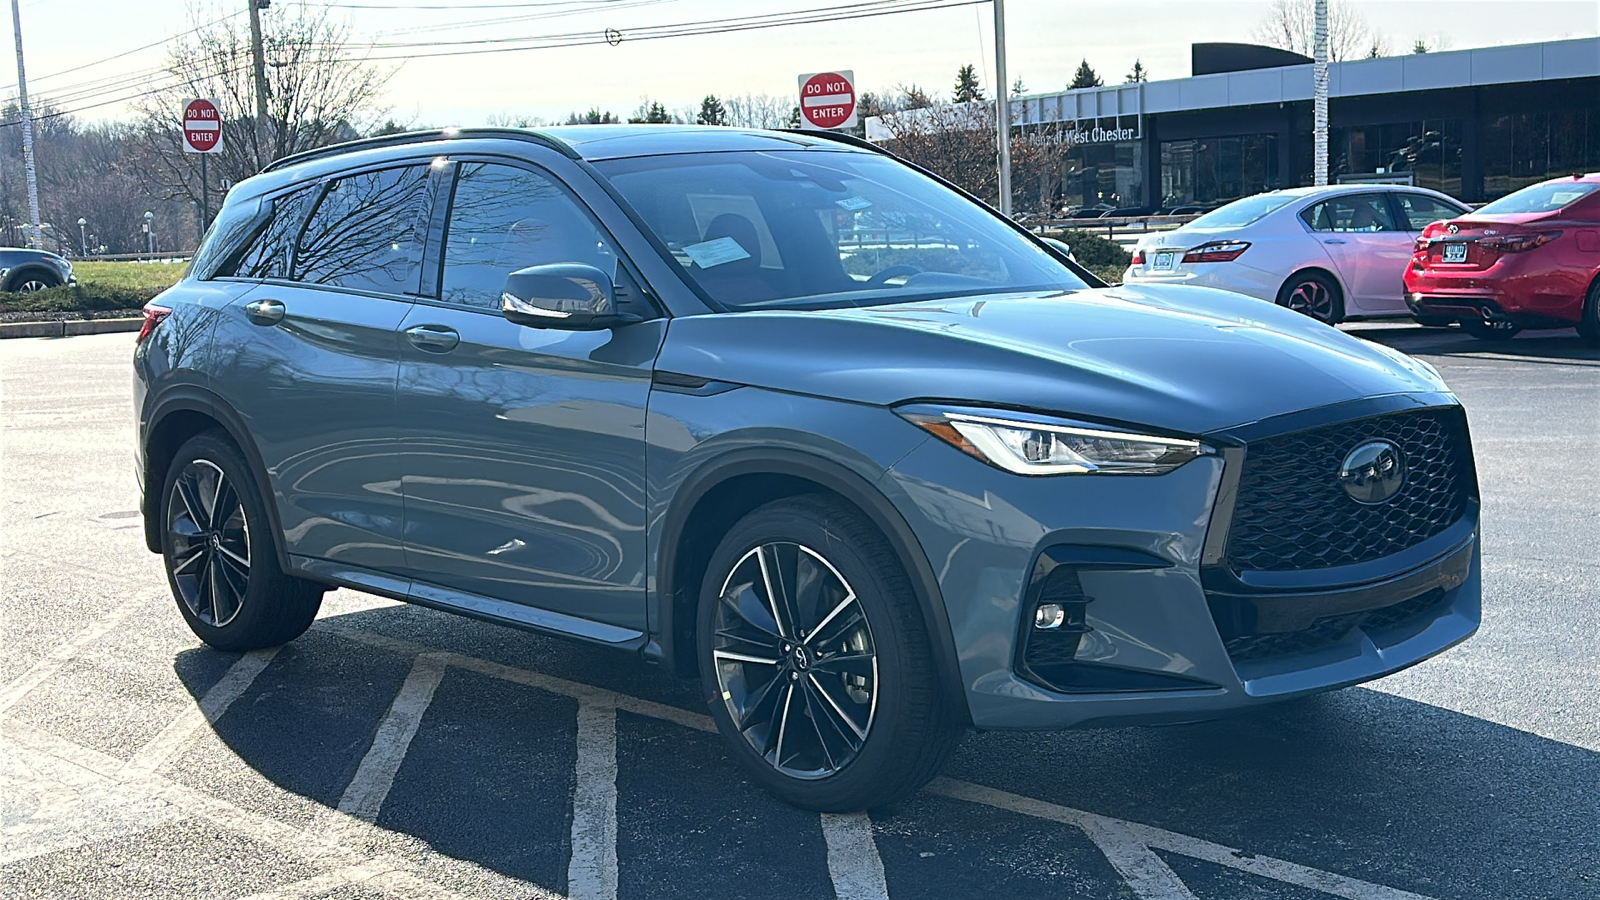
[1125,60,1148,83]
[1011,76,1027,95]
[697,94,727,126]
[566,108,619,125]
[1412,39,1430,54]
[629,100,673,124]
[953,64,985,103]
[1069,59,1103,89]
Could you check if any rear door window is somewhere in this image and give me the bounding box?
[293,164,434,295]
[221,186,317,280]
[1300,194,1400,232]
[1394,193,1466,231]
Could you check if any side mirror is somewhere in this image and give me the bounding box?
[1040,236,1076,262]
[500,263,636,330]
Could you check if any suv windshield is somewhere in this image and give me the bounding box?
[594,150,1086,311]
[1186,193,1297,229]
[1475,181,1599,215]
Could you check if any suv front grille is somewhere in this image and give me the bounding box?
[1225,408,1472,573]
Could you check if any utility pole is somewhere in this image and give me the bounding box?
[993,0,1012,217]
[1313,0,1329,186]
[9,0,41,249]
[248,0,270,149]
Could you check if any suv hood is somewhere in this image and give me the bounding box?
[655,286,1449,436]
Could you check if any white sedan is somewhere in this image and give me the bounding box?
[1123,185,1469,324]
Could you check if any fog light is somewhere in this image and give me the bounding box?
[1034,603,1066,630]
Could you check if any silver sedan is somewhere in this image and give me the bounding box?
[1124,185,1468,324]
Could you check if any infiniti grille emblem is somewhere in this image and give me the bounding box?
[1338,440,1405,505]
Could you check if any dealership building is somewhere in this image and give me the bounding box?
[868,36,1600,211]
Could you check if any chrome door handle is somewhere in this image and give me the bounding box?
[1323,238,1347,245]
[404,324,460,353]
[243,298,285,325]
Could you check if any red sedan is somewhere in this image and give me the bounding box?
[1405,174,1600,343]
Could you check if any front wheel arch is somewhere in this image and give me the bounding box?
[655,449,970,726]
[4,266,63,292]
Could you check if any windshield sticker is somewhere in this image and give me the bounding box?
[836,196,873,212]
[682,237,751,268]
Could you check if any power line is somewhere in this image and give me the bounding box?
[27,10,243,86]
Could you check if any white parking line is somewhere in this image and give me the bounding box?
[120,647,280,780]
[821,812,890,900]
[1075,816,1199,900]
[929,779,1437,900]
[337,653,447,823]
[0,598,143,716]
[567,702,620,900]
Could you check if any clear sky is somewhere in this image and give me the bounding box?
[10,0,1599,128]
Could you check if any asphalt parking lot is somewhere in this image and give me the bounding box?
[3,326,1597,900]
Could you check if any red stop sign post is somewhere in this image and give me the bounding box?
[798,70,857,131]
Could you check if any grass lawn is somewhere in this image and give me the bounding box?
[0,260,187,317]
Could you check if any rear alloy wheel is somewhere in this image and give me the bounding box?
[1578,279,1600,346]
[162,432,323,651]
[1460,318,1523,341]
[1276,271,1343,324]
[698,495,960,811]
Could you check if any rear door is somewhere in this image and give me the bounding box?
[393,157,666,634]
[1299,192,1414,314]
[206,161,439,578]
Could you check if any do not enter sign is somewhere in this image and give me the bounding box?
[798,70,857,131]
[182,98,222,154]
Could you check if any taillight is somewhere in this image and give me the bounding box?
[1129,248,1145,265]
[1182,240,1250,263]
[137,304,172,344]
[1413,236,1429,254]
[1480,231,1561,253]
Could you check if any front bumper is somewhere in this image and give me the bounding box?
[881,394,1480,731]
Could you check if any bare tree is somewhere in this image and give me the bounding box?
[134,1,392,242]
[873,92,1065,216]
[1251,0,1387,62]
[723,94,794,130]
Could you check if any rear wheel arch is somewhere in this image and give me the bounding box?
[1276,267,1346,324]
[655,449,971,725]
[1578,271,1600,343]
[143,389,288,570]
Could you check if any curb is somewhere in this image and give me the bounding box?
[0,317,143,339]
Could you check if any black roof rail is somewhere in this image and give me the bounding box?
[779,128,895,157]
[261,127,580,173]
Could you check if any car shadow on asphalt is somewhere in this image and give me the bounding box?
[1351,326,1600,365]
[170,602,1600,900]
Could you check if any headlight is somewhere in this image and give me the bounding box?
[897,405,1211,476]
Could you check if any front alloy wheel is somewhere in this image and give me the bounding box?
[712,542,877,779]
[167,459,251,627]
[698,496,961,811]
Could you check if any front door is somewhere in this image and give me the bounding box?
[394,159,664,633]
[1302,192,1414,314]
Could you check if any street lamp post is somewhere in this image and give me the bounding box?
[144,211,154,258]
[77,217,86,257]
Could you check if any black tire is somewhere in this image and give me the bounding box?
[1578,278,1600,346]
[1275,270,1344,325]
[697,495,961,811]
[5,269,62,292]
[1460,319,1523,341]
[1413,314,1455,328]
[160,431,323,651]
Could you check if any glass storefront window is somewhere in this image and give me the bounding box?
[1055,116,1143,213]
[1159,134,1279,209]
[1481,110,1600,199]
[1330,119,1463,197]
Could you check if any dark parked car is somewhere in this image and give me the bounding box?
[0,246,74,292]
[134,126,1481,811]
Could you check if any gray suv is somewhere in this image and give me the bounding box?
[134,126,1480,811]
